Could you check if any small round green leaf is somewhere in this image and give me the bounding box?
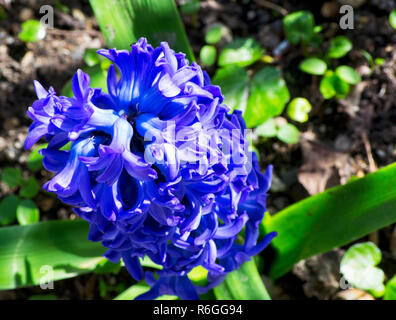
[199,45,217,66]
[389,9,396,29]
[16,199,40,225]
[375,58,385,66]
[0,195,19,226]
[205,24,223,44]
[1,167,23,188]
[277,123,299,144]
[340,242,385,297]
[19,177,39,199]
[256,118,278,138]
[282,10,315,44]
[18,20,46,42]
[320,72,350,99]
[335,66,361,85]
[287,98,312,123]
[27,143,47,172]
[327,36,352,59]
[384,275,396,300]
[218,38,263,68]
[299,58,327,75]
[83,48,101,67]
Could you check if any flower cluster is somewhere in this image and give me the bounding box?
[25,38,276,299]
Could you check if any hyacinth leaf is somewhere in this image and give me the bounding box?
[114,284,177,300]
[213,260,271,300]
[0,219,106,290]
[264,162,396,280]
[89,0,194,62]
[244,67,290,128]
[212,66,249,111]
[340,242,385,297]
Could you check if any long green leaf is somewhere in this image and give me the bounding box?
[89,0,194,61]
[0,219,105,290]
[264,163,396,280]
[213,260,271,300]
[114,284,177,300]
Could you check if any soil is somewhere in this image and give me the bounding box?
[1,0,396,300]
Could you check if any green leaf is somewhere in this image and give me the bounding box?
[61,64,108,97]
[299,58,327,75]
[205,24,223,44]
[19,177,39,199]
[1,167,23,188]
[0,195,19,226]
[360,50,374,66]
[327,36,352,59]
[282,11,315,44]
[212,66,249,111]
[83,48,101,67]
[263,162,396,280]
[340,242,385,297]
[335,65,361,85]
[199,45,217,66]
[27,143,47,172]
[389,9,396,29]
[0,219,106,290]
[16,199,40,225]
[384,275,396,300]
[28,294,57,300]
[320,71,350,99]
[213,260,271,300]
[180,0,200,15]
[277,123,299,144]
[114,284,177,300]
[218,38,263,68]
[89,0,194,62]
[287,97,312,123]
[94,259,121,275]
[18,20,46,42]
[244,67,290,128]
[375,58,385,66]
[256,118,278,138]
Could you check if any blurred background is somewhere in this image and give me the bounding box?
[0,0,396,300]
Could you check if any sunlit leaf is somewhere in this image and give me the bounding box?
[213,260,271,300]
[287,97,312,123]
[89,0,194,62]
[277,123,299,144]
[18,20,46,42]
[212,66,249,111]
[16,199,40,225]
[340,242,385,297]
[218,38,263,68]
[299,58,327,75]
[244,67,290,128]
[199,45,216,66]
[384,275,396,300]
[335,65,361,85]
[263,162,396,280]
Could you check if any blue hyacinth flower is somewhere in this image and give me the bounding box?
[25,38,277,300]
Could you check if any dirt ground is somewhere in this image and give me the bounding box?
[1,0,396,300]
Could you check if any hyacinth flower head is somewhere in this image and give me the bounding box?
[25,38,277,300]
